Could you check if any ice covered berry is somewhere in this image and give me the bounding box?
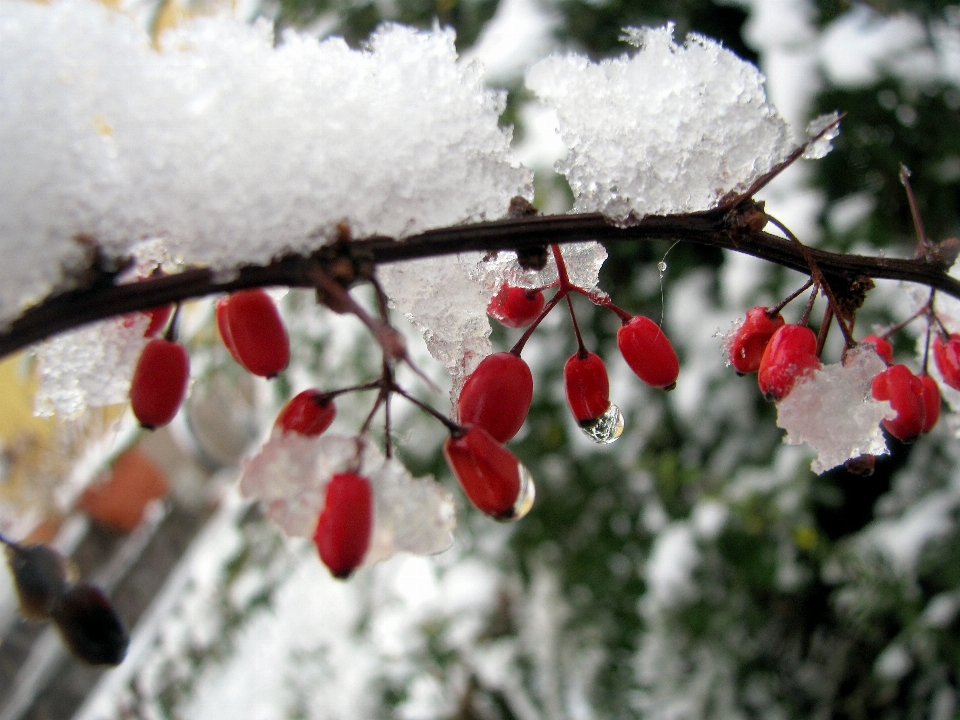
[871,364,926,442]
[933,333,960,390]
[727,306,784,374]
[218,290,290,377]
[313,472,373,579]
[616,316,679,390]
[443,425,535,521]
[757,325,820,401]
[130,339,190,429]
[487,284,545,329]
[862,334,893,364]
[457,352,533,443]
[564,351,610,424]
[275,389,336,437]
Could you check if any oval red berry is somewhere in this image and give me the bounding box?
[616,316,679,390]
[443,425,534,521]
[871,364,926,443]
[564,351,610,423]
[222,290,290,377]
[728,306,784,374]
[457,352,533,443]
[313,472,373,579]
[919,375,941,434]
[861,335,893,364]
[130,339,190,430]
[933,333,960,390]
[275,389,337,437]
[756,324,820,401]
[487,284,545,329]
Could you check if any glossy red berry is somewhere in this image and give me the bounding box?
[443,425,535,521]
[219,290,290,377]
[728,306,785,374]
[871,364,926,442]
[616,316,679,390]
[919,375,941,434]
[862,334,893,364]
[487,284,545,329]
[564,351,610,424]
[457,352,533,443]
[130,339,190,429]
[933,333,960,390]
[757,324,821,401]
[275,389,337,437]
[313,472,373,579]
[215,297,243,365]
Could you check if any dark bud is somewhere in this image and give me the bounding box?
[4,543,70,620]
[52,583,129,666]
[516,245,548,271]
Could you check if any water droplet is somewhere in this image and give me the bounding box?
[657,261,667,274]
[579,403,624,444]
[496,461,536,522]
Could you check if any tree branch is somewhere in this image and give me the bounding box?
[2,202,957,359]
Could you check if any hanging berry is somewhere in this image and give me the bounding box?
[564,351,610,423]
[487,284,545,329]
[727,306,784,374]
[919,375,941,434]
[129,338,190,429]
[457,352,533,443]
[616,315,679,390]
[756,324,821,401]
[215,297,243,365]
[218,289,290,377]
[933,333,960,390]
[443,425,535,521]
[275,389,337,437]
[51,583,129,666]
[313,472,373,579]
[861,334,893,364]
[871,364,927,442]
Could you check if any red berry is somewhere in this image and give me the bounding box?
[861,334,893,364]
[457,352,533,443]
[757,324,821,401]
[933,333,960,390]
[275,390,337,437]
[443,425,535,521]
[313,472,373,579]
[616,316,679,390]
[564,351,610,424]
[216,297,243,365]
[871,364,926,442]
[220,290,290,377]
[727,306,785,374]
[130,339,190,429]
[487,284,545,329]
[123,305,172,337]
[919,375,941,434]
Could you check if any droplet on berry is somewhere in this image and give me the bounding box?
[458,352,533,443]
[861,334,893,364]
[579,403,624,444]
[219,290,290,377]
[313,472,373,579]
[4,542,70,620]
[487,284,545,329]
[727,306,784,374]
[443,425,535,521]
[51,583,129,665]
[757,324,820,401]
[275,389,336,437]
[129,338,190,429]
[933,333,960,390]
[871,364,926,443]
[616,315,679,390]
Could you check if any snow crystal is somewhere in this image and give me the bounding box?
[803,112,841,160]
[0,0,531,326]
[239,434,455,562]
[776,346,893,474]
[525,24,794,223]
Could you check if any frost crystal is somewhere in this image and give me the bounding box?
[525,24,794,222]
[803,112,842,160]
[0,0,531,326]
[776,346,894,474]
[239,434,455,563]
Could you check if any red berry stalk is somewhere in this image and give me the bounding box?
[443,425,535,521]
[313,472,373,579]
[457,352,533,443]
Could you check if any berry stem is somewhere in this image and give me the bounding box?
[510,288,566,356]
[390,384,463,435]
[551,244,572,291]
[382,361,394,459]
[878,298,933,339]
[799,284,819,327]
[566,295,587,357]
[769,278,815,317]
[163,303,182,343]
[816,304,832,358]
[900,164,931,254]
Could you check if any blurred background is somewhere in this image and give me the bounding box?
[2,0,960,718]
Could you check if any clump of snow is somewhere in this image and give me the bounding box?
[776,346,893,474]
[803,111,841,160]
[525,24,795,222]
[0,0,530,326]
[239,434,455,563]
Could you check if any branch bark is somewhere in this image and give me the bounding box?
[1,203,956,359]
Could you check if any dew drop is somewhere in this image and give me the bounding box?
[579,403,624,444]
[496,461,536,522]
[657,261,667,274]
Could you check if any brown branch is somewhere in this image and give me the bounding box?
[1,203,958,359]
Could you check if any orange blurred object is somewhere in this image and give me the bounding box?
[78,449,169,532]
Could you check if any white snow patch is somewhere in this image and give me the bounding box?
[643,522,699,611]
